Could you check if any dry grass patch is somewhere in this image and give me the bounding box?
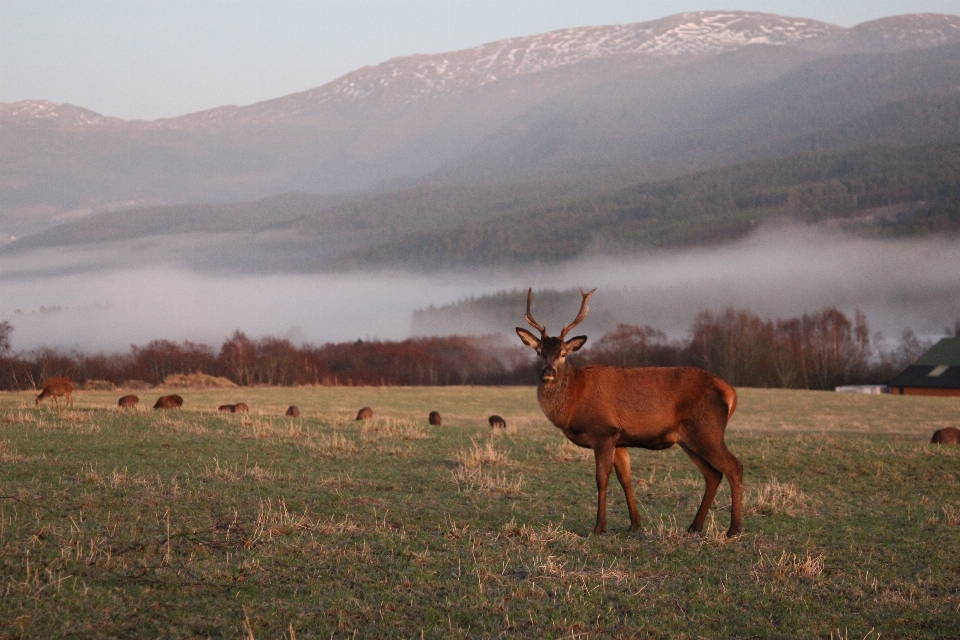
[489,421,519,436]
[544,438,593,462]
[454,439,510,468]
[754,549,826,582]
[200,456,278,482]
[149,413,210,435]
[304,432,358,458]
[501,518,583,548]
[380,444,416,457]
[0,410,40,425]
[638,512,740,549]
[0,440,31,463]
[452,439,523,495]
[316,473,358,489]
[316,514,365,537]
[28,410,101,434]
[453,467,524,495]
[927,503,960,526]
[249,498,314,543]
[360,418,430,442]
[748,478,811,517]
[80,464,152,489]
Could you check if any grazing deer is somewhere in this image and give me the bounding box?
[36,378,74,409]
[488,415,506,430]
[285,405,300,417]
[429,411,442,426]
[118,394,139,409]
[516,288,743,537]
[932,427,960,444]
[153,394,184,410]
[356,407,373,421]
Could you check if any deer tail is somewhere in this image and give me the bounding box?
[715,378,738,421]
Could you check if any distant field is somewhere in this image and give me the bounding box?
[1,386,958,638]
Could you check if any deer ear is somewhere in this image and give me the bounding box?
[516,327,541,349]
[564,335,588,352]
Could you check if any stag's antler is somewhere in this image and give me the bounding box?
[560,288,596,339]
[525,288,547,337]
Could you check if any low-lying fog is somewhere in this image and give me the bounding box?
[2,226,959,353]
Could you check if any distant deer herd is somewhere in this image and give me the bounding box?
[25,287,960,539]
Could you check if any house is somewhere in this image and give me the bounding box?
[888,337,960,397]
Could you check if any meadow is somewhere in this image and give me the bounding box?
[1,386,958,639]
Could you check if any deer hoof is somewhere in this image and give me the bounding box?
[725,527,742,539]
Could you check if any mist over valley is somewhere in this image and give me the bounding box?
[3,226,958,354]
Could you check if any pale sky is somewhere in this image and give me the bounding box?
[2,0,959,120]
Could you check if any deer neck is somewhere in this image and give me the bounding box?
[536,364,581,429]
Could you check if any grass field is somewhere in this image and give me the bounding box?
[1,386,959,638]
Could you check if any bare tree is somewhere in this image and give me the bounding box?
[0,320,12,355]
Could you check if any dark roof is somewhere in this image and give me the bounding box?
[888,364,960,389]
[915,337,960,366]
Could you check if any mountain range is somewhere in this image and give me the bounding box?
[2,10,960,272]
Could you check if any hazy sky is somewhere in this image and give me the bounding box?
[2,0,958,120]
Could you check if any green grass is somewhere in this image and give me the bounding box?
[2,387,959,638]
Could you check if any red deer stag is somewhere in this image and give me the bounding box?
[516,288,743,537]
[153,395,184,410]
[285,406,300,417]
[429,411,442,426]
[932,427,960,444]
[118,394,139,409]
[488,415,506,430]
[356,407,373,421]
[36,378,74,409]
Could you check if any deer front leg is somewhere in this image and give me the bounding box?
[593,441,616,534]
[613,447,641,531]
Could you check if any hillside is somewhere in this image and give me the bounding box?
[6,136,960,274]
[2,11,959,241]
[349,143,960,270]
[433,40,960,186]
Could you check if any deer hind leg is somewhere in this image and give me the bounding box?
[613,447,640,531]
[710,441,744,537]
[679,442,723,534]
[682,439,744,538]
[592,442,617,535]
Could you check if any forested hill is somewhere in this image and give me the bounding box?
[348,142,960,270]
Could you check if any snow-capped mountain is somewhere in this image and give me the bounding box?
[6,11,959,128]
[0,100,120,126]
[2,11,960,241]
[312,12,840,108]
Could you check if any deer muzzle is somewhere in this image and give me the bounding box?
[540,364,558,382]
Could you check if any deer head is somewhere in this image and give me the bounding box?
[516,287,595,382]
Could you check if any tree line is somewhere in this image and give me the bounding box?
[0,308,952,392]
